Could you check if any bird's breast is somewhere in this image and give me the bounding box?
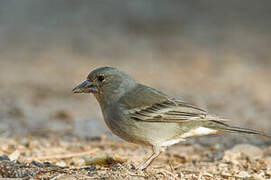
[101,106,185,147]
[101,106,152,145]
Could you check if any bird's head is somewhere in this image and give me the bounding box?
[72,67,137,106]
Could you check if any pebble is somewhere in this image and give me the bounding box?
[223,144,263,164]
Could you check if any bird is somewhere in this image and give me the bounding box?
[72,66,271,170]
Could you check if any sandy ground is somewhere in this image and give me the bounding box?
[0,57,271,179]
[0,134,271,179]
[1,1,271,179]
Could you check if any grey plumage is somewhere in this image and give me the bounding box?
[73,66,271,170]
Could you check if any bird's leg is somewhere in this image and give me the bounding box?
[137,146,162,170]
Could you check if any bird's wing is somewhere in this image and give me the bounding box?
[119,84,226,123]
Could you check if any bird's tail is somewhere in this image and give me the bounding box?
[207,121,271,138]
[219,125,271,138]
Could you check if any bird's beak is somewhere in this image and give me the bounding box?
[72,80,99,94]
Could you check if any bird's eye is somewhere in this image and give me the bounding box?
[97,75,105,82]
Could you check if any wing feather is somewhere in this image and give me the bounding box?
[118,84,227,123]
[129,99,226,123]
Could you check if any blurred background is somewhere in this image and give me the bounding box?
[0,1,271,147]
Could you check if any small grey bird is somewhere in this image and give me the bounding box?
[73,67,270,170]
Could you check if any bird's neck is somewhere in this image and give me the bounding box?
[94,91,120,109]
[94,79,138,109]
[94,86,134,110]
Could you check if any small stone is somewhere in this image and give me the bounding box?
[0,154,10,161]
[237,171,250,178]
[31,161,45,168]
[264,157,271,167]
[55,175,77,180]
[223,144,263,164]
[71,157,85,166]
[9,150,20,161]
[55,161,67,167]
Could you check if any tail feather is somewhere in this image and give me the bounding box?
[220,126,271,138]
[207,120,271,138]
